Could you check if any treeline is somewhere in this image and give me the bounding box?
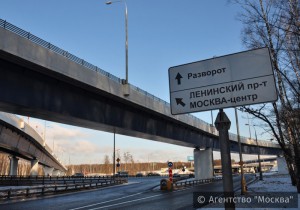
[66,161,192,176]
[0,152,193,176]
[0,153,43,175]
[0,152,237,176]
[66,159,235,175]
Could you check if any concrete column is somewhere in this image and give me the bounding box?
[30,159,39,176]
[52,169,61,176]
[194,148,213,180]
[42,166,54,176]
[9,156,19,176]
[277,156,288,174]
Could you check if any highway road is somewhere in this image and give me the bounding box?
[0,175,255,210]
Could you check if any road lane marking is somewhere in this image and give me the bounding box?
[86,186,201,210]
[70,180,224,210]
[68,192,144,210]
[87,194,163,210]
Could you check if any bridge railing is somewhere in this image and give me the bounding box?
[0,19,278,148]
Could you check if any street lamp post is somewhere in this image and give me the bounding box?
[113,131,116,176]
[235,108,247,195]
[246,114,252,140]
[106,0,129,86]
[253,125,263,180]
[245,123,263,180]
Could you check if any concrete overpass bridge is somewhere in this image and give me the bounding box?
[0,112,67,176]
[0,19,282,179]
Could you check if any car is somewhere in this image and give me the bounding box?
[72,172,84,178]
[115,171,129,178]
[136,173,143,177]
[147,172,160,177]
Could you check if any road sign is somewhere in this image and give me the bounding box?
[116,158,120,162]
[168,48,278,115]
[116,163,120,167]
[168,162,173,167]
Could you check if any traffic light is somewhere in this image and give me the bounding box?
[116,158,120,167]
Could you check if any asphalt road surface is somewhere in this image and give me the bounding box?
[0,175,255,210]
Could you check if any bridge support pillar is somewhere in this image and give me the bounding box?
[277,156,288,174]
[52,169,61,176]
[194,148,213,180]
[9,156,19,176]
[43,166,54,176]
[30,159,39,176]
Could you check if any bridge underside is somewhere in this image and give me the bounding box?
[0,120,65,171]
[0,56,280,156]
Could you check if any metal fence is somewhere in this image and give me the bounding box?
[0,175,118,186]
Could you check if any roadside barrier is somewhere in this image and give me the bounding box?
[0,175,118,186]
[173,177,222,188]
[0,178,127,200]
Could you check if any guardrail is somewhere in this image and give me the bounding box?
[0,178,127,200]
[0,175,118,186]
[174,177,222,188]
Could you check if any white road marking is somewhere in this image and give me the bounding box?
[70,181,210,210]
[88,194,163,210]
[68,192,144,210]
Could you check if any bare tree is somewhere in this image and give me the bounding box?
[103,155,111,174]
[231,0,300,192]
[123,152,132,171]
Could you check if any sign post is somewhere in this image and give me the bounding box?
[167,161,174,191]
[168,161,173,183]
[215,109,235,209]
[116,158,120,173]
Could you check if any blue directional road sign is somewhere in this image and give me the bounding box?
[168,162,173,167]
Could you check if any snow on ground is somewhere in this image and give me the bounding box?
[201,173,299,210]
[249,173,296,192]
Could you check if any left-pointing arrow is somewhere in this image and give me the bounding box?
[175,98,186,107]
[175,73,183,85]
